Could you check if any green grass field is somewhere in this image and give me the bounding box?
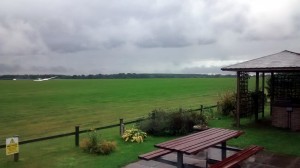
[1,77,300,168]
[0,126,174,168]
[0,78,237,140]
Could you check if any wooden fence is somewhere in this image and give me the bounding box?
[0,104,218,149]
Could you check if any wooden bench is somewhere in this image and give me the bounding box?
[210,145,264,168]
[138,149,172,161]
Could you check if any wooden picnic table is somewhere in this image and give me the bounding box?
[154,128,244,168]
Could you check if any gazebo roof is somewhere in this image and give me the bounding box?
[221,50,300,72]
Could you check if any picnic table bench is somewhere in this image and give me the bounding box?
[210,145,264,168]
[138,149,172,161]
[139,128,263,168]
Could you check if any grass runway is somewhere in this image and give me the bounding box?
[0,78,236,139]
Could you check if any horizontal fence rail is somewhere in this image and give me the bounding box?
[189,105,218,112]
[0,132,75,149]
[0,104,218,149]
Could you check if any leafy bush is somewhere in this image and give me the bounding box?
[122,126,147,143]
[98,141,117,155]
[218,90,267,118]
[138,109,170,136]
[219,91,236,116]
[138,108,208,136]
[169,109,208,135]
[80,129,116,155]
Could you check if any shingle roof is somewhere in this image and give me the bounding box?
[221,50,300,72]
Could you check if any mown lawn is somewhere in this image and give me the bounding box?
[1,111,300,168]
[3,77,284,168]
[0,126,174,168]
[0,78,237,139]
[209,111,300,156]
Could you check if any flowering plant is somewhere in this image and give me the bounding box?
[122,127,147,143]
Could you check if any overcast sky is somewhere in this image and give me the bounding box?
[1,0,300,75]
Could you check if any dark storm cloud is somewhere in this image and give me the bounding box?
[0,0,300,74]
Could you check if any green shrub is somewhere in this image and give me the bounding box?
[79,129,116,155]
[169,110,208,135]
[138,108,208,136]
[138,109,170,136]
[219,91,236,116]
[122,126,147,143]
[218,90,267,118]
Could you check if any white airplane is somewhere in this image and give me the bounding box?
[33,76,57,82]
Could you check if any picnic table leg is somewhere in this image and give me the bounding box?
[177,152,184,168]
[221,142,226,160]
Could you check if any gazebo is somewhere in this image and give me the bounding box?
[221,50,300,130]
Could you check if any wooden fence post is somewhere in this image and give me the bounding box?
[75,126,79,147]
[200,105,203,114]
[13,135,19,162]
[120,118,125,136]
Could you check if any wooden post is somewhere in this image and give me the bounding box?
[221,142,227,160]
[236,71,241,127]
[262,72,265,118]
[255,72,259,122]
[200,105,203,114]
[177,152,184,168]
[270,72,274,116]
[75,126,79,147]
[14,152,19,162]
[13,135,19,162]
[120,118,124,136]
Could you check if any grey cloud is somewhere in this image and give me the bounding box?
[198,39,216,45]
[0,63,72,75]
[29,66,71,74]
[102,39,125,49]
[1,0,300,75]
[0,64,22,73]
[37,19,96,53]
[181,66,230,75]
[136,35,191,48]
[0,19,48,55]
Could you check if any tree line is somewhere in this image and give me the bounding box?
[0,73,235,80]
